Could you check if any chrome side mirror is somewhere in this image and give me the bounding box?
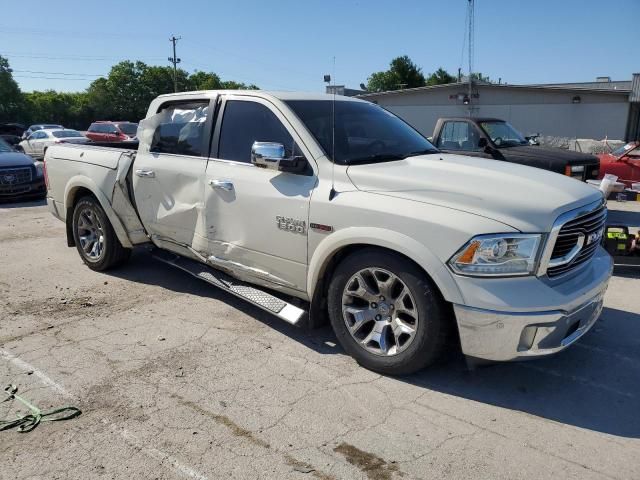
[251,142,306,173]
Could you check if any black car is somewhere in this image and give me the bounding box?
[430,117,600,181]
[0,123,26,149]
[0,138,46,201]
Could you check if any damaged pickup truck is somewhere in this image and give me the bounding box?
[45,90,612,374]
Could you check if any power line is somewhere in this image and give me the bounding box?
[13,75,96,81]
[13,69,105,77]
[2,52,166,62]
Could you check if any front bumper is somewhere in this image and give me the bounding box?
[452,247,612,361]
[0,176,46,201]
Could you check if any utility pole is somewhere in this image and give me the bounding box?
[168,35,181,93]
[467,0,474,116]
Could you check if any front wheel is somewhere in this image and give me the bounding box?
[328,248,450,375]
[72,196,131,271]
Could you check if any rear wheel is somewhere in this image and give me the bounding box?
[72,196,130,271]
[328,248,450,375]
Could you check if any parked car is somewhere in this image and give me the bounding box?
[0,138,46,201]
[22,124,64,140]
[44,91,611,375]
[597,141,640,188]
[430,117,600,181]
[85,121,139,142]
[0,123,26,137]
[19,129,89,160]
[0,134,22,148]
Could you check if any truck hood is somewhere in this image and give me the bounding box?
[498,145,598,172]
[0,151,36,168]
[346,153,603,232]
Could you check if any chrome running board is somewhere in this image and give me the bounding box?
[151,248,306,325]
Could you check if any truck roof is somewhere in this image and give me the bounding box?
[438,117,506,123]
[154,90,365,103]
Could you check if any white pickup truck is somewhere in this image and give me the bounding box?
[45,90,612,374]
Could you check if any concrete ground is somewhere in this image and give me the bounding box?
[1,200,639,480]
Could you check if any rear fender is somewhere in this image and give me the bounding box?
[64,175,134,249]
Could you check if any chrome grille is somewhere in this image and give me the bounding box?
[0,167,32,185]
[547,204,607,278]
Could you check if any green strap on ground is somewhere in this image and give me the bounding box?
[0,385,81,433]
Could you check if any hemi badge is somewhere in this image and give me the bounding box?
[310,223,333,233]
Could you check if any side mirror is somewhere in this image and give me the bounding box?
[478,137,488,149]
[251,142,306,173]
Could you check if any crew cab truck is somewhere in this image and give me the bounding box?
[431,117,601,181]
[45,91,612,375]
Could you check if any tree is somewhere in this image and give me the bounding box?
[366,56,426,92]
[0,55,25,123]
[426,68,456,86]
[470,72,494,83]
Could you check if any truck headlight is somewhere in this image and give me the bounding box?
[449,234,541,276]
[570,165,585,173]
[34,162,44,177]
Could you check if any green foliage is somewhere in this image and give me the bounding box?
[470,72,494,83]
[0,56,24,123]
[366,57,459,92]
[366,56,426,92]
[426,68,456,86]
[0,56,260,128]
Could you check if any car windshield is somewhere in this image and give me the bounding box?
[612,142,639,157]
[479,121,528,147]
[52,130,84,138]
[117,123,138,136]
[285,100,438,165]
[0,138,13,153]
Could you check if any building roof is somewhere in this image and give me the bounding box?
[357,81,632,99]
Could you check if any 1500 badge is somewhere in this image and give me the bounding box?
[276,216,306,234]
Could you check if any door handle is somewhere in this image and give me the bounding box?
[135,169,155,178]
[208,179,234,191]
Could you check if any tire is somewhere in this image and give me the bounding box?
[72,196,131,271]
[327,248,450,375]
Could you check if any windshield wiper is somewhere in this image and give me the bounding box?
[402,149,438,158]
[346,153,407,165]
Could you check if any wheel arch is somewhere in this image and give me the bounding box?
[64,176,133,248]
[307,228,464,327]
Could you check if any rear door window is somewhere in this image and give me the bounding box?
[150,102,210,156]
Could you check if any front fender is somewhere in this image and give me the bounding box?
[64,175,134,249]
[307,227,464,304]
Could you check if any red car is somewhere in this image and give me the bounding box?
[86,121,138,142]
[598,141,640,188]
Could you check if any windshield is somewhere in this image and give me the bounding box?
[285,100,438,165]
[479,121,527,147]
[0,138,13,153]
[117,123,138,136]
[52,130,84,138]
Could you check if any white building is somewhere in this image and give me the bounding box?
[356,75,640,142]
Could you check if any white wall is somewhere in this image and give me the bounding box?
[368,86,630,140]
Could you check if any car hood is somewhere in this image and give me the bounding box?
[346,153,603,232]
[0,151,36,168]
[498,145,598,168]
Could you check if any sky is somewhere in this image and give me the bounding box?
[3,0,639,93]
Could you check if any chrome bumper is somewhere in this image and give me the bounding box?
[454,292,604,361]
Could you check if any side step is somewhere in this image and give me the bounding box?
[151,249,307,325]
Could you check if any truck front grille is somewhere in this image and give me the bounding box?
[0,167,32,186]
[546,204,607,278]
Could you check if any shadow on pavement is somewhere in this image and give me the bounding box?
[107,248,640,439]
